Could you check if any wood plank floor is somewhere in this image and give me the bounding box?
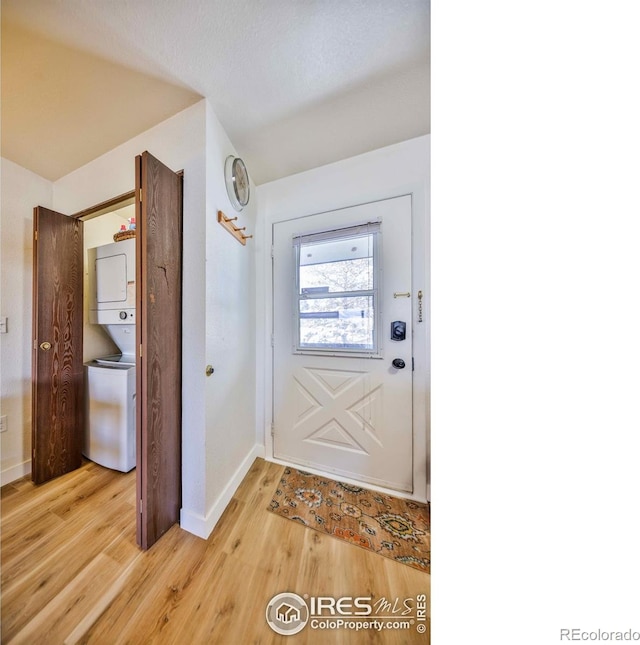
[1,458,430,644]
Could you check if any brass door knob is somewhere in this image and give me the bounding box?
[205,365,214,376]
[39,341,52,351]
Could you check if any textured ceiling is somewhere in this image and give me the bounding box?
[1,0,430,185]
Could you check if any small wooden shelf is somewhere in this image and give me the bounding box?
[217,210,253,246]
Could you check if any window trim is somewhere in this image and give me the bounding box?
[292,221,383,357]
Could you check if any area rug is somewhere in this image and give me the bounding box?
[268,467,430,573]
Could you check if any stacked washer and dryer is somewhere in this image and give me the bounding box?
[85,237,136,472]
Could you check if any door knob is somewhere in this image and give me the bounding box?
[39,341,52,351]
[392,358,405,369]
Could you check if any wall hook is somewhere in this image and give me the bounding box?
[218,210,253,246]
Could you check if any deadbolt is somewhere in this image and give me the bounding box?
[392,358,406,369]
[39,341,52,351]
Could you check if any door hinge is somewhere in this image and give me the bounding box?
[271,423,275,436]
[412,357,415,371]
[271,245,274,259]
[139,189,143,202]
[271,334,274,348]
[139,344,143,358]
[34,230,38,241]
[139,499,143,514]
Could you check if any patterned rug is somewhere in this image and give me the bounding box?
[268,467,430,573]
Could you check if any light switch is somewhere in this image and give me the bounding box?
[0,317,7,334]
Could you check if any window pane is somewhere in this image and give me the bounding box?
[299,296,374,350]
[299,234,374,294]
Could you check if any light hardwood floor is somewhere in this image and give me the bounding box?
[1,458,430,644]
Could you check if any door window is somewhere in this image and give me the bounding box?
[293,222,381,355]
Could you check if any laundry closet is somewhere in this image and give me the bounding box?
[32,151,183,549]
[82,205,137,473]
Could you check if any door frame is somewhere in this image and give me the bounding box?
[72,190,136,220]
[263,188,430,503]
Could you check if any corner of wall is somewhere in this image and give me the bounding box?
[180,443,263,539]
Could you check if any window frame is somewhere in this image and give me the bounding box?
[292,221,383,357]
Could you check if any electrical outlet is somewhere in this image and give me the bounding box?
[0,415,7,433]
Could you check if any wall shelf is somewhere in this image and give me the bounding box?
[217,210,253,246]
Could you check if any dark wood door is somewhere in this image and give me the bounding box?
[135,151,183,549]
[31,207,84,484]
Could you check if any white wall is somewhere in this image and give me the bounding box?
[185,102,259,537]
[0,159,53,484]
[256,135,430,500]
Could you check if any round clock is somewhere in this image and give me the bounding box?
[224,155,250,211]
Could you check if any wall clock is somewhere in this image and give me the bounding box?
[224,155,250,211]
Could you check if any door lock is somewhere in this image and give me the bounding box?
[392,358,406,369]
[391,321,406,341]
[39,341,52,351]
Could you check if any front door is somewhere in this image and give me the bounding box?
[273,196,413,492]
[31,207,84,484]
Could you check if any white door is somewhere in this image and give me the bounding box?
[273,196,413,492]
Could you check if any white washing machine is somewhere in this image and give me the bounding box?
[84,360,136,472]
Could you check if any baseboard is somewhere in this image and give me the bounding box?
[1,460,31,487]
[180,443,263,540]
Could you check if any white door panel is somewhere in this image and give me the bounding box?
[273,196,413,492]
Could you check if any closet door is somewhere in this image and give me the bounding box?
[135,151,183,550]
[31,207,84,484]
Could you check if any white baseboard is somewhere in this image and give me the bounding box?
[180,443,263,540]
[1,460,31,486]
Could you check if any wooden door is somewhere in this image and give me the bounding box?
[31,207,84,484]
[135,151,183,549]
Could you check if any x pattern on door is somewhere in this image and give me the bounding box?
[293,366,384,456]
